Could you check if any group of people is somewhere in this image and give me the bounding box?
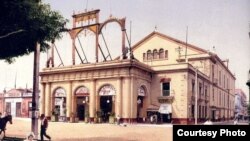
[203,117,240,125]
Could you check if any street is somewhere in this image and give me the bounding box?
[3,118,172,141]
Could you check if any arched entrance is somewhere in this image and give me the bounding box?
[99,84,116,122]
[137,86,146,122]
[75,86,89,121]
[53,87,66,121]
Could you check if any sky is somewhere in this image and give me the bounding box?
[0,0,249,99]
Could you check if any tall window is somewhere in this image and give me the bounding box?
[165,50,168,58]
[153,49,158,59]
[191,105,194,118]
[223,74,226,88]
[212,65,215,81]
[202,106,205,118]
[205,86,207,97]
[199,105,201,118]
[147,50,152,60]
[162,82,170,96]
[219,91,221,105]
[192,80,195,96]
[159,48,164,59]
[227,78,229,89]
[143,53,146,60]
[205,106,207,118]
[212,88,214,101]
[219,71,221,85]
[199,83,202,96]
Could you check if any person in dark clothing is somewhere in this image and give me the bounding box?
[40,114,51,141]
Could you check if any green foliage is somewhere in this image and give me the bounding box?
[96,110,103,117]
[0,0,68,63]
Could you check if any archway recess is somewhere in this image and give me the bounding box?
[99,84,116,122]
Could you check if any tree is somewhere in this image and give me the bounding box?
[0,0,68,136]
[0,0,68,63]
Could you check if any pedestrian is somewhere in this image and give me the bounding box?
[233,117,238,125]
[150,115,154,124]
[203,118,213,125]
[117,115,121,125]
[40,114,51,141]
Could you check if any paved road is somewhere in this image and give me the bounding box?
[3,118,248,141]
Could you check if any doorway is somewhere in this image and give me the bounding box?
[212,110,216,121]
[76,97,88,121]
[77,104,85,120]
[100,96,112,122]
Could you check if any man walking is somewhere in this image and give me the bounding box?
[40,114,51,141]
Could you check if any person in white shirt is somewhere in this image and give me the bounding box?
[203,118,213,125]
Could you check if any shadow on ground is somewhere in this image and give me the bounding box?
[3,136,141,141]
[57,137,140,141]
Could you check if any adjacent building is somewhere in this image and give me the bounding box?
[1,88,33,117]
[235,89,247,119]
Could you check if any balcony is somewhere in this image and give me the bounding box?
[158,96,174,103]
[191,95,203,103]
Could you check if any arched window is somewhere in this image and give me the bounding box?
[143,53,146,60]
[147,50,152,60]
[75,86,89,96]
[159,48,164,59]
[153,49,158,59]
[165,50,168,58]
[99,84,116,96]
[54,87,66,117]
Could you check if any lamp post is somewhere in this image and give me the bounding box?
[195,67,198,125]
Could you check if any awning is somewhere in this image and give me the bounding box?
[158,104,172,114]
[147,105,159,111]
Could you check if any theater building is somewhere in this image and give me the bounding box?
[39,10,235,124]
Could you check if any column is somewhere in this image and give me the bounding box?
[89,80,96,119]
[40,83,46,115]
[116,78,122,117]
[122,77,131,122]
[45,83,51,117]
[67,81,72,118]
[71,87,75,118]
[130,77,134,121]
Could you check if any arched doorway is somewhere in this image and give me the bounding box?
[53,87,66,121]
[99,84,116,122]
[137,86,146,122]
[75,86,89,121]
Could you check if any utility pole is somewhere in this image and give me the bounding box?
[32,42,40,138]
